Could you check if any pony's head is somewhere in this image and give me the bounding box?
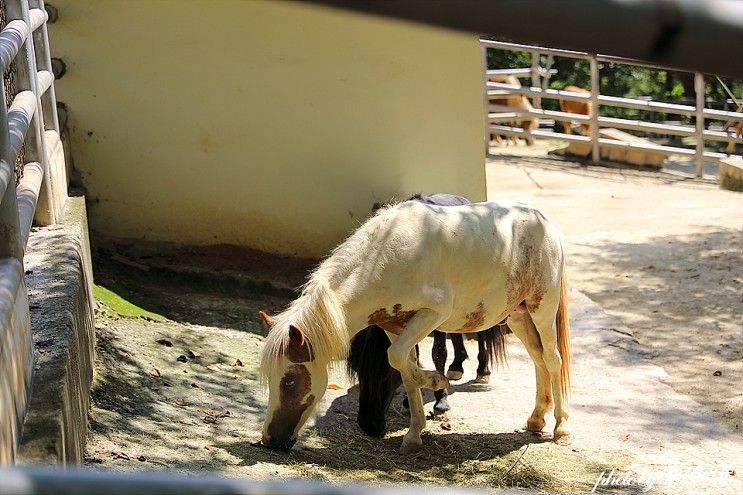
[347,325,401,437]
[258,310,329,450]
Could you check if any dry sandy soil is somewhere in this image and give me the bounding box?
[82,149,741,494]
[486,143,742,435]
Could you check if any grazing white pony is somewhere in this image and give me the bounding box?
[259,200,571,453]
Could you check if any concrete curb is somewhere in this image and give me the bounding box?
[17,196,95,465]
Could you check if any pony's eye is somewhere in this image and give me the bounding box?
[284,379,295,388]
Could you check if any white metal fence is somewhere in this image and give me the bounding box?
[482,39,743,177]
[0,0,65,464]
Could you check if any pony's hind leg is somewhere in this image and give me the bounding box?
[431,331,451,414]
[475,333,491,383]
[446,333,467,380]
[506,310,552,433]
[528,296,572,445]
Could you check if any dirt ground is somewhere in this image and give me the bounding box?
[486,142,742,436]
[82,149,742,493]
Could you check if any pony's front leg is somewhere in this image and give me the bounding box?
[400,357,426,454]
[387,309,449,453]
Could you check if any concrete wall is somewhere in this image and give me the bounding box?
[49,1,486,258]
[0,259,32,465]
[18,197,96,465]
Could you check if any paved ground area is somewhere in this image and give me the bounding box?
[82,149,741,494]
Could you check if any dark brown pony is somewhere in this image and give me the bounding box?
[347,324,508,437]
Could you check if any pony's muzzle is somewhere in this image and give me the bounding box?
[261,432,296,451]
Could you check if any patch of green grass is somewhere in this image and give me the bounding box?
[94,284,166,322]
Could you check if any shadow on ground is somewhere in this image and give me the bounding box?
[569,227,743,432]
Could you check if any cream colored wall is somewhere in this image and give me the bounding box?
[50,1,486,257]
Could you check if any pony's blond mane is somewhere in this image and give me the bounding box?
[259,202,404,383]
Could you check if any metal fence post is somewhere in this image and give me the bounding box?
[531,51,541,108]
[694,72,705,177]
[589,55,600,163]
[481,45,492,155]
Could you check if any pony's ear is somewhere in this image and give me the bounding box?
[285,325,312,362]
[259,310,275,330]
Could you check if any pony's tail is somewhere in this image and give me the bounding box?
[482,324,509,368]
[556,262,571,399]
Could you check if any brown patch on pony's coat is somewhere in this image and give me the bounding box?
[367,304,417,335]
[267,364,314,440]
[458,302,486,332]
[285,325,313,363]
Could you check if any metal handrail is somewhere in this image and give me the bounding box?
[0,0,64,464]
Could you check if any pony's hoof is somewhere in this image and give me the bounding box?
[526,417,545,432]
[553,429,573,446]
[421,370,449,391]
[446,370,464,380]
[400,439,423,454]
[434,398,450,414]
[475,373,490,384]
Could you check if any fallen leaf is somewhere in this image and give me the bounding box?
[156,339,173,347]
[619,433,630,442]
[111,451,129,460]
[327,383,343,391]
[234,359,243,367]
[177,355,188,363]
[175,398,185,406]
[729,470,736,477]
[198,408,231,418]
[148,368,161,377]
[440,422,452,431]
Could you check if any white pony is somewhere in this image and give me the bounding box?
[259,200,571,453]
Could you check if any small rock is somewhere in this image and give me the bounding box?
[202,416,216,424]
[713,370,722,376]
[137,455,146,462]
[191,382,200,388]
[148,368,161,378]
[440,422,452,431]
[177,355,188,363]
[156,339,173,347]
[234,359,243,367]
[175,398,185,406]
